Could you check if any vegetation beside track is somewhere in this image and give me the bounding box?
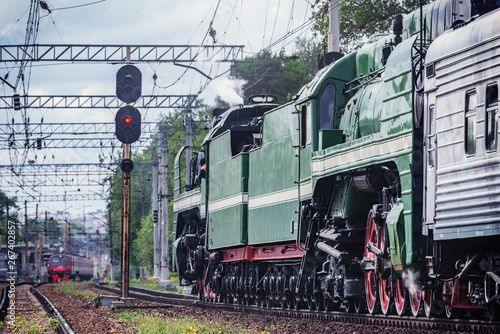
[128,273,185,294]
[112,310,284,334]
[55,281,98,301]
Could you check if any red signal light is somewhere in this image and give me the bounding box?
[125,116,132,124]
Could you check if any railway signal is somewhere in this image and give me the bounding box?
[115,106,141,144]
[116,64,142,103]
[120,158,134,173]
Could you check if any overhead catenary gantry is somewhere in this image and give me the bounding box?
[0,121,164,136]
[0,43,230,206]
[0,121,182,149]
[0,94,198,110]
[0,163,116,187]
[14,193,105,203]
[0,44,244,63]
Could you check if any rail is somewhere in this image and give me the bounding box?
[31,284,75,334]
[94,282,500,333]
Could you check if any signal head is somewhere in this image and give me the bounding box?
[115,106,141,144]
[116,65,142,103]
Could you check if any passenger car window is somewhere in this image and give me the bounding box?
[486,84,498,152]
[465,91,476,156]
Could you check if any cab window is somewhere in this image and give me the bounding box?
[319,83,336,130]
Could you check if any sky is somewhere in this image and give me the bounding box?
[0,0,315,217]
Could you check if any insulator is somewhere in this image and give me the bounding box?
[13,94,21,110]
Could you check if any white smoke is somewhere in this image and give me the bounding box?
[402,269,421,297]
[208,76,247,106]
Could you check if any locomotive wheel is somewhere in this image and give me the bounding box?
[286,295,294,309]
[293,294,302,310]
[323,297,334,311]
[354,297,366,314]
[279,295,287,308]
[345,299,356,313]
[315,294,324,311]
[379,278,392,315]
[422,282,433,318]
[409,282,422,317]
[443,280,461,318]
[364,209,380,314]
[307,295,314,310]
[378,221,392,315]
[265,295,275,308]
[487,302,500,321]
[394,278,408,316]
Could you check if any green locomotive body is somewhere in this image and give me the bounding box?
[173,0,500,319]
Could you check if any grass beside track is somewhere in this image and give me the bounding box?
[112,310,276,334]
[128,272,187,294]
[55,281,98,301]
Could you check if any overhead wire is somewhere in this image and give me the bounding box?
[0,5,31,44]
[51,0,107,11]
[269,0,282,48]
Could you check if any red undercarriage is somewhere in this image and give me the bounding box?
[450,278,483,311]
[220,243,304,262]
[201,244,483,312]
[201,243,304,300]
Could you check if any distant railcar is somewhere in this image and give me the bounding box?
[48,254,93,282]
[172,0,500,320]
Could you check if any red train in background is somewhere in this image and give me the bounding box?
[48,254,94,282]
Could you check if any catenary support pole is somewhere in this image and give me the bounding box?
[160,124,170,284]
[152,139,160,280]
[185,109,193,190]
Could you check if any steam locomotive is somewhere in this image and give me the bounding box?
[173,0,500,320]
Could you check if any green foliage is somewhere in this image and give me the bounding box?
[311,0,431,53]
[0,190,18,246]
[129,274,183,294]
[132,213,154,273]
[113,311,249,334]
[56,281,98,301]
[7,314,59,333]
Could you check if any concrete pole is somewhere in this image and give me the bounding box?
[24,201,28,281]
[152,140,160,280]
[108,209,114,282]
[160,124,170,284]
[34,203,38,279]
[328,0,340,53]
[185,110,193,190]
[44,211,48,245]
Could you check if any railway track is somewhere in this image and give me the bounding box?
[31,284,75,334]
[94,283,197,307]
[95,283,500,333]
[0,282,74,334]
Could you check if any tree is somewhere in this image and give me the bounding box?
[232,49,315,104]
[133,213,154,273]
[311,0,431,53]
[0,191,18,246]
